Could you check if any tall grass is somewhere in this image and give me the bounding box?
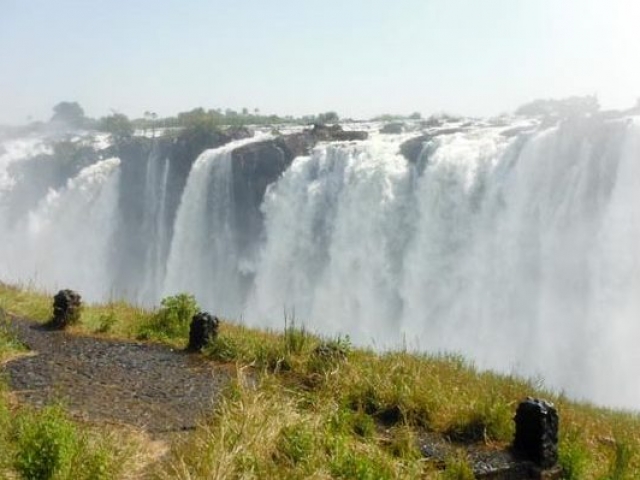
[2,282,640,478]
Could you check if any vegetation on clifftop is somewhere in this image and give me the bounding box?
[1,282,639,478]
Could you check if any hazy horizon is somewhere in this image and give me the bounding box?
[2,0,639,124]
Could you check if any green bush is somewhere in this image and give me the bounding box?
[137,293,198,341]
[9,404,125,480]
[13,405,78,480]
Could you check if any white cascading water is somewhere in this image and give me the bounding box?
[244,119,640,408]
[1,118,639,408]
[0,137,51,196]
[163,135,270,316]
[139,150,171,305]
[0,157,121,300]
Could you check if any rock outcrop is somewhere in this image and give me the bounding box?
[400,134,432,163]
[187,312,220,352]
[380,122,405,134]
[513,398,559,468]
[230,124,368,253]
[48,289,82,330]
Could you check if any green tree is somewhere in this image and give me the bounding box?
[515,95,599,118]
[317,111,340,124]
[51,101,86,128]
[99,113,134,143]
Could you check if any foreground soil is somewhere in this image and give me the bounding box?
[3,315,229,434]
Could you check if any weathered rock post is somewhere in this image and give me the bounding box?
[513,397,559,468]
[187,312,220,352]
[49,289,82,329]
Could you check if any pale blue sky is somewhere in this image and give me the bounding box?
[1,0,639,123]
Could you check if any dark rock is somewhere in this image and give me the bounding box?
[380,122,405,134]
[434,127,466,136]
[400,134,432,163]
[223,125,254,141]
[187,312,220,352]
[229,124,367,255]
[513,398,558,468]
[308,123,368,142]
[48,289,82,330]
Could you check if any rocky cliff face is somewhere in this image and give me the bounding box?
[230,124,369,254]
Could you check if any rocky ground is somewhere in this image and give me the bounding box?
[1,314,561,478]
[2,315,230,434]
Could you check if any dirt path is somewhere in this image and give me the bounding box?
[3,315,230,434]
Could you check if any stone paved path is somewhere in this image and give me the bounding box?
[3,315,229,433]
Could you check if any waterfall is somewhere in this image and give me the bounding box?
[1,118,639,407]
[246,119,639,407]
[138,149,171,305]
[246,136,417,339]
[0,157,121,300]
[163,135,270,316]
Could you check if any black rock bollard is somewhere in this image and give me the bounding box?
[187,312,220,352]
[513,397,559,468]
[49,289,82,330]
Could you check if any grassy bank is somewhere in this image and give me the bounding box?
[1,282,640,479]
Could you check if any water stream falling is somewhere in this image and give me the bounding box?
[1,118,638,408]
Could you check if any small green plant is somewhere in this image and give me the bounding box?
[346,383,403,426]
[329,407,376,438]
[0,313,26,360]
[137,293,198,341]
[308,336,351,373]
[284,320,311,355]
[558,428,589,480]
[441,453,475,479]
[351,410,376,438]
[386,426,421,460]
[328,437,394,480]
[446,395,513,443]
[275,424,314,465]
[95,311,116,333]
[207,333,242,362]
[604,436,635,480]
[13,405,78,480]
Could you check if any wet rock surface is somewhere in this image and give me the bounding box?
[3,315,229,433]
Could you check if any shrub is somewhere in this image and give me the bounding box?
[137,293,198,341]
[13,405,78,480]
